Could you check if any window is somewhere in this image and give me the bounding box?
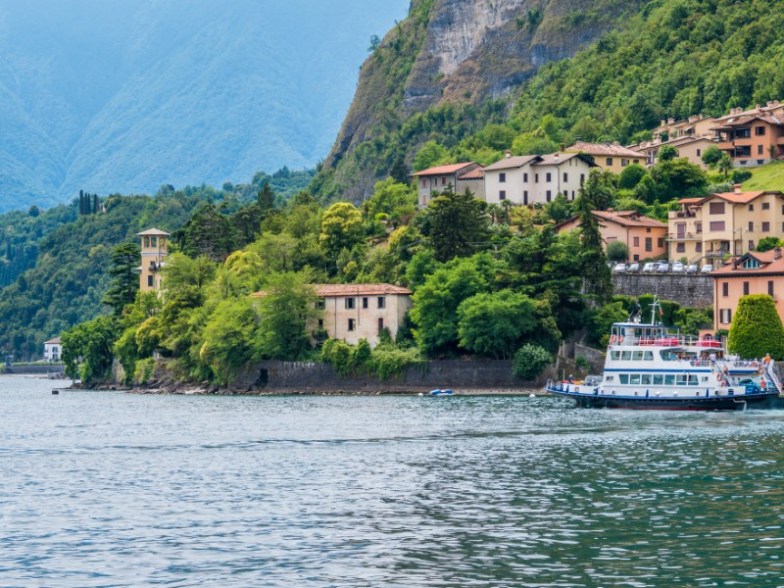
[748,221,754,232]
[696,149,701,157]
[345,297,355,309]
[523,191,528,205]
[621,159,628,167]
[743,281,750,295]
[150,236,157,247]
[709,202,725,214]
[749,240,755,251]
[676,243,685,253]
[362,297,369,309]
[762,222,770,232]
[563,173,568,182]
[709,221,725,231]
[695,222,702,234]
[748,204,754,211]
[762,202,770,210]
[743,257,760,269]
[348,318,355,331]
[147,275,154,287]
[523,173,528,182]
[658,238,665,248]
[546,173,552,182]
[421,179,426,188]
[696,242,702,252]
[377,297,386,309]
[633,236,640,247]
[535,174,539,182]
[758,145,764,155]
[318,319,324,329]
[580,174,585,184]
[769,281,775,296]
[546,190,552,202]
[499,172,506,183]
[720,309,732,324]
[499,190,506,200]
[722,282,729,297]
[606,158,613,166]
[645,237,652,252]
[441,177,446,185]
[315,298,325,309]
[755,126,766,136]
[634,159,640,164]
[378,318,384,334]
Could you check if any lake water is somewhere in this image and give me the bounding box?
[2,375,784,587]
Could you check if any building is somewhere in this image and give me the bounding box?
[631,135,718,169]
[711,249,784,331]
[412,162,483,207]
[555,210,668,261]
[564,141,645,173]
[652,114,718,142]
[713,110,784,167]
[313,284,412,346]
[138,228,170,292]
[43,337,61,362]
[482,152,596,205]
[668,189,784,264]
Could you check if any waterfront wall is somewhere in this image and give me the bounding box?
[1,363,65,376]
[612,274,713,308]
[227,359,552,393]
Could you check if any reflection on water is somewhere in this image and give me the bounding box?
[2,376,784,586]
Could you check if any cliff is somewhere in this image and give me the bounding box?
[318,0,643,199]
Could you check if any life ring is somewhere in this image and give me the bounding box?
[610,335,624,344]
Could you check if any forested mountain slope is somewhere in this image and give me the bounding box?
[0,0,407,211]
[315,0,784,199]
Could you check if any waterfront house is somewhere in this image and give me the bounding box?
[564,141,644,173]
[711,249,784,330]
[483,151,595,205]
[555,210,667,262]
[44,337,61,362]
[668,188,784,264]
[412,162,483,207]
[138,228,170,292]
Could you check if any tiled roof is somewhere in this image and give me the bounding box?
[253,283,412,298]
[565,141,642,158]
[532,153,582,166]
[711,251,784,276]
[483,155,541,171]
[138,228,171,236]
[458,168,484,180]
[411,162,476,176]
[710,190,768,204]
[592,210,667,229]
[713,114,784,129]
[677,197,704,205]
[44,337,61,345]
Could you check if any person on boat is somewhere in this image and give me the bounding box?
[568,374,574,384]
[761,378,767,392]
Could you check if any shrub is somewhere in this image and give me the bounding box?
[728,295,784,360]
[133,358,156,385]
[513,344,553,380]
[368,346,421,380]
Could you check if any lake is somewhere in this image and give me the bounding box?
[2,375,784,587]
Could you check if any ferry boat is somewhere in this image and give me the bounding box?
[545,301,783,410]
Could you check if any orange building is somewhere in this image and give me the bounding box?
[711,249,784,330]
[712,106,784,167]
[555,210,668,262]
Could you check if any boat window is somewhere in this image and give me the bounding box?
[630,374,641,385]
[641,374,652,385]
[621,351,632,361]
[653,374,664,385]
[688,375,699,386]
[605,376,614,382]
[644,351,654,361]
[611,351,620,360]
[676,374,688,386]
[619,374,629,384]
[660,351,675,361]
[701,376,709,382]
[632,351,644,361]
[665,375,676,385]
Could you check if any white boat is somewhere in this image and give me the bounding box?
[545,300,782,410]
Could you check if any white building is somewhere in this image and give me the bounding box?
[482,152,596,205]
[411,162,483,207]
[44,337,61,362]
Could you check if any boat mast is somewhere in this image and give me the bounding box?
[650,296,660,325]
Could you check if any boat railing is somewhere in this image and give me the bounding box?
[611,334,724,348]
[766,364,783,395]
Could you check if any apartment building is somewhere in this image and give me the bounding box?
[556,210,667,261]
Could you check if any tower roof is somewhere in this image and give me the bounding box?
[137,228,170,236]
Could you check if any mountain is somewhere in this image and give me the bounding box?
[0,0,409,211]
[314,0,644,199]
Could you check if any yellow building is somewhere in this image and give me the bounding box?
[564,142,644,173]
[138,228,170,292]
[668,189,784,264]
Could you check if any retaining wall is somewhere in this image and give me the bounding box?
[613,273,713,308]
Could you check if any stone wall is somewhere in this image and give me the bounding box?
[228,358,553,393]
[613,274,713,308]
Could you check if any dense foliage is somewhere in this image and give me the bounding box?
[728,294,784,360]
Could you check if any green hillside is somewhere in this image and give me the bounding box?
[743,162,784,191]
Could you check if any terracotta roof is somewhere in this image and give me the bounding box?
[711,251,784,276]
[458,168,484,180]
[44,337,61,345]
[677,197,704,205]
[565,141,642,158]
[713,114,784,129]
[137,228,171,236]
[532,153,596,167]
[483,155,541,171]
[592,210,667,229]
[411,162,476,176]
[253,283,412,298]
[709,190,769,204]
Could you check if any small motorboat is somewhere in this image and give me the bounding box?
[428,389,454,396]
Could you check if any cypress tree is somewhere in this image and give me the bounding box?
[728,294,784,360]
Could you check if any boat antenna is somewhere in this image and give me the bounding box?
[650,296,660,325]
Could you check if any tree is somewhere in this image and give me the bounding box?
[618,164,647,189]
[257,181,276,213]
[606,241,628,263]
[61,315,118,384]
[717,153,733,180]
[319,202,364,261]
[457,290,539,359]
[755,237,783,252]
[413,141,449,171]
[650,158,709,202]
[513,344,552,380]
[254,272,317,360]
[576,172,613,303]
[420,188,490,262]
[199,298,258,385]
[363,178,417,227]
[701,145,724,168]
[102,242,141,315]
[657,145,679,161]
[728,294,784,360]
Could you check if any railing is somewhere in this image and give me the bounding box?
[611,335,723,348]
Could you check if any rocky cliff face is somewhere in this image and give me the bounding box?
[321,0,642,198]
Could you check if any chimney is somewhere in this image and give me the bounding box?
[775,248,782,260]
[660,119,666,127]
[504,150,512,158]
[733,183,743,194]
[553,152,559,159]
[668,117,675,124]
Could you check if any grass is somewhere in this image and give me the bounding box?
[742,161,784,191]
